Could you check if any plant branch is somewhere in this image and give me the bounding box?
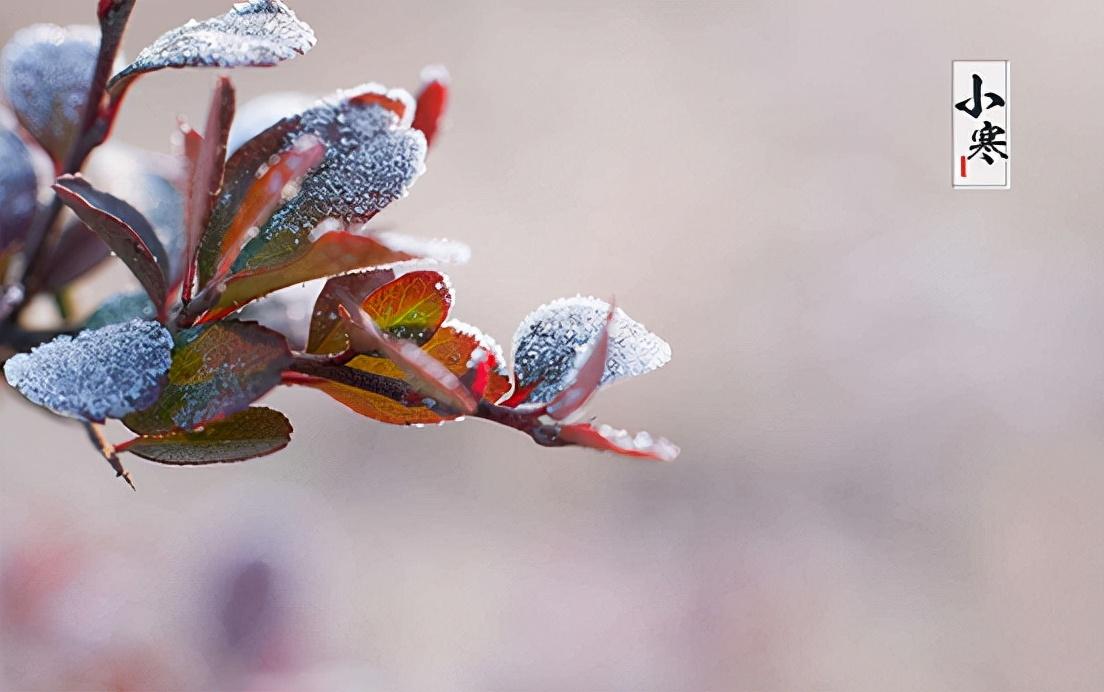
[83,420,135,490]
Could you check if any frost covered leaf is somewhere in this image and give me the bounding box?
[548,422,680,462]
[0,24,111,162]
[85,291,156,329]
[545,303,613,421]
[412,65,448,148]
[192,230,417,323]
[2,319,172,422]
[0,123,37,254]
[123,320,291,434]
[303,321,510,425]
[307,269,395,354]
[122,406,291,464]
[511,296,671,404]
[108,0,315,92]
[53,174,169,308]
[198,84,427,287]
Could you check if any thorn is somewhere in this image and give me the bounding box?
[83,421,137,492]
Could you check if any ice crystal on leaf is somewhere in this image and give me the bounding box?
[109,0,315,89]
[3,319,172,422]
[511,296,671,404]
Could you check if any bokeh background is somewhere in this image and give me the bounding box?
[3,1,1104,689]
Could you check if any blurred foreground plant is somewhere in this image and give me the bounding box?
[0,1,676,487]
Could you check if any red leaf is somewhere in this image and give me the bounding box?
[307,269,396,354]
[337,293,476,415]
[214,134,325,279]
[53,175,169,310]
[183,77,235,302]
[545,302,614,420]
[412,66,449,148]
[554,422,679,462]
[190,230,416,323]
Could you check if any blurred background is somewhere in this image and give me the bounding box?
[3,0,1104,689]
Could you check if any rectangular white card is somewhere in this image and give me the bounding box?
[952,60,1010,189]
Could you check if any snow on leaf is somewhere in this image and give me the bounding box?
[122,406,291,464]
[108,0,315,91]
[0,123,37,253]
[511,296,671,404]
[3,319,172,422]
[0,24,117,162]
[123,320,291,434]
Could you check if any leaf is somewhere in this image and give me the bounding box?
[85,144,188,283]
[191,230,416,323]
[121,406,291,464]
[412,65,448,148]
[213,134,325,279]
[0,124,38,253]
[0,24,111,162]
[107,0,315,93]
[307,269,395,354]
[123,320,291,434]
[550,422,679,462]
[302,321,510,425]
[199,84,426,286]
[545,302,613,421]
[337,296,476,415]
[182,77,235,301]
[511,296,671,404]
[2,319,173,422]
[53,174,170,308]
[39,220,111,290]
[85,291,156,329]
[361,270,452,342]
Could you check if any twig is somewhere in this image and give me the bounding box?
[83,421,135,491]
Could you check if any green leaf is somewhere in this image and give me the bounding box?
[122,407,292,464]
[123,321,291,434]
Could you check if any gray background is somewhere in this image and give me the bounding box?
[2,0,1103,689]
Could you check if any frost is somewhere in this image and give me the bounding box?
[3,319,173,422]
[511,296,671,404]
[0,124,37,252]
[235,85,427,270]
[374,231,471,265]
[85,292,157,329]
[0,24,118,160]
[110,0,315,87]
[228,91,314,154]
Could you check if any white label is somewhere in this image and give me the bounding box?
[952,60,1010,189]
